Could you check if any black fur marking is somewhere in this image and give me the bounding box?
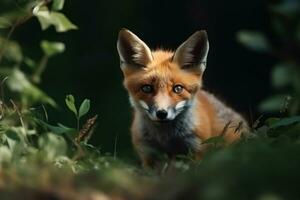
[143,131,199,157]
[141,109,201,157]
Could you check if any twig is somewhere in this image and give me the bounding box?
[10,99,29,144]
[73,115,98,161]
[41,104,48,121]
[0,77,8,103]
[72,140,85,161]
[0,101,4,120]
[0,13,33,64]
[252,115,263,129]
[31,55,49,84]
[0,0,54,64]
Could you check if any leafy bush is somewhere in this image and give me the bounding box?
[0,0,76,109]
[237,0,300,115]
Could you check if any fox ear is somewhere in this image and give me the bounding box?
[117,29,153,69]
[173,30,209,74]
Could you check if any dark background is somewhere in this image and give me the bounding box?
[13,0,275,158]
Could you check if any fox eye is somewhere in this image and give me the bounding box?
[173,85,183,94]
[141,84,154,94]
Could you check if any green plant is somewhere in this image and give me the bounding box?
[0,0,77,109]
[65,94,91,131]
[237,0,300,115]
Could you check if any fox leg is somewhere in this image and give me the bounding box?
[134,143,161,168]
[131,132,160,168]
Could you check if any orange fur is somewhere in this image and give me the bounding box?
[117,29,248,167]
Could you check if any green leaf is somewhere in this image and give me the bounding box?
[65,94,77,116]
[79,99,90,118]
[41,40,65,57]
[3,68,57,107]
[4,127,28,150]
[272,63,294,88]
[40,121,66,134]
[24,57,37,69]
[237,31,270,52]
[39,121,77,135]
[38,133,67,161]
[0,37,23,63]
[269,116,300,129]
[0,146,12,164]
[265,118,280,126]
[271,1,300,18]
[52,0,65,11]
[57,123,77,138]
[33,5,51,30]
[5,131,20,150]
[49,12,78,32]
[0,17,12,29]
[259,95,288,112]
[33,5,78,32]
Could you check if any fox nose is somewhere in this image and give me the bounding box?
[156,110,168,120]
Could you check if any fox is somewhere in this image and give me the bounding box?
[117,29,249,168]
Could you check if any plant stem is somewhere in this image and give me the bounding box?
[31,55,49,84]
[0,21,19,63]
[10,99,29,144]
[77,117,80,131]
[0,13,33,64]
[0,77,8,103]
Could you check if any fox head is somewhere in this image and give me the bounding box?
[117,29,209,122]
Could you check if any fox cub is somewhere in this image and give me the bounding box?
[117,29,248,168]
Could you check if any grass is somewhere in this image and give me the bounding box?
[0,97,300,200]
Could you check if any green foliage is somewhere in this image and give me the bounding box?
[5,68,56,107]
[65,94,91,131]
[52,0,65,11]
[0,38,23,63]
[33,2,77,32]
[0,17,12,29]
[39,121,76,136]
[237,0,300,115]
[0,0,78,109]
[41,94,93,145]
[237,31,270,52]
[40,40,65,57]
[0,104,300,200]
[38,133,67,161]
[0,92,98,169]
[259,95,290,113]
[79,99,90,118]
[65,94,77,115]
[268,115,300,129]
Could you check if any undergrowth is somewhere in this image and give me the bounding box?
[0,94,300,200]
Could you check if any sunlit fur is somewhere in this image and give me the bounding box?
[118,30,249,168]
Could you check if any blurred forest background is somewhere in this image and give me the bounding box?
[1,0,276,157]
